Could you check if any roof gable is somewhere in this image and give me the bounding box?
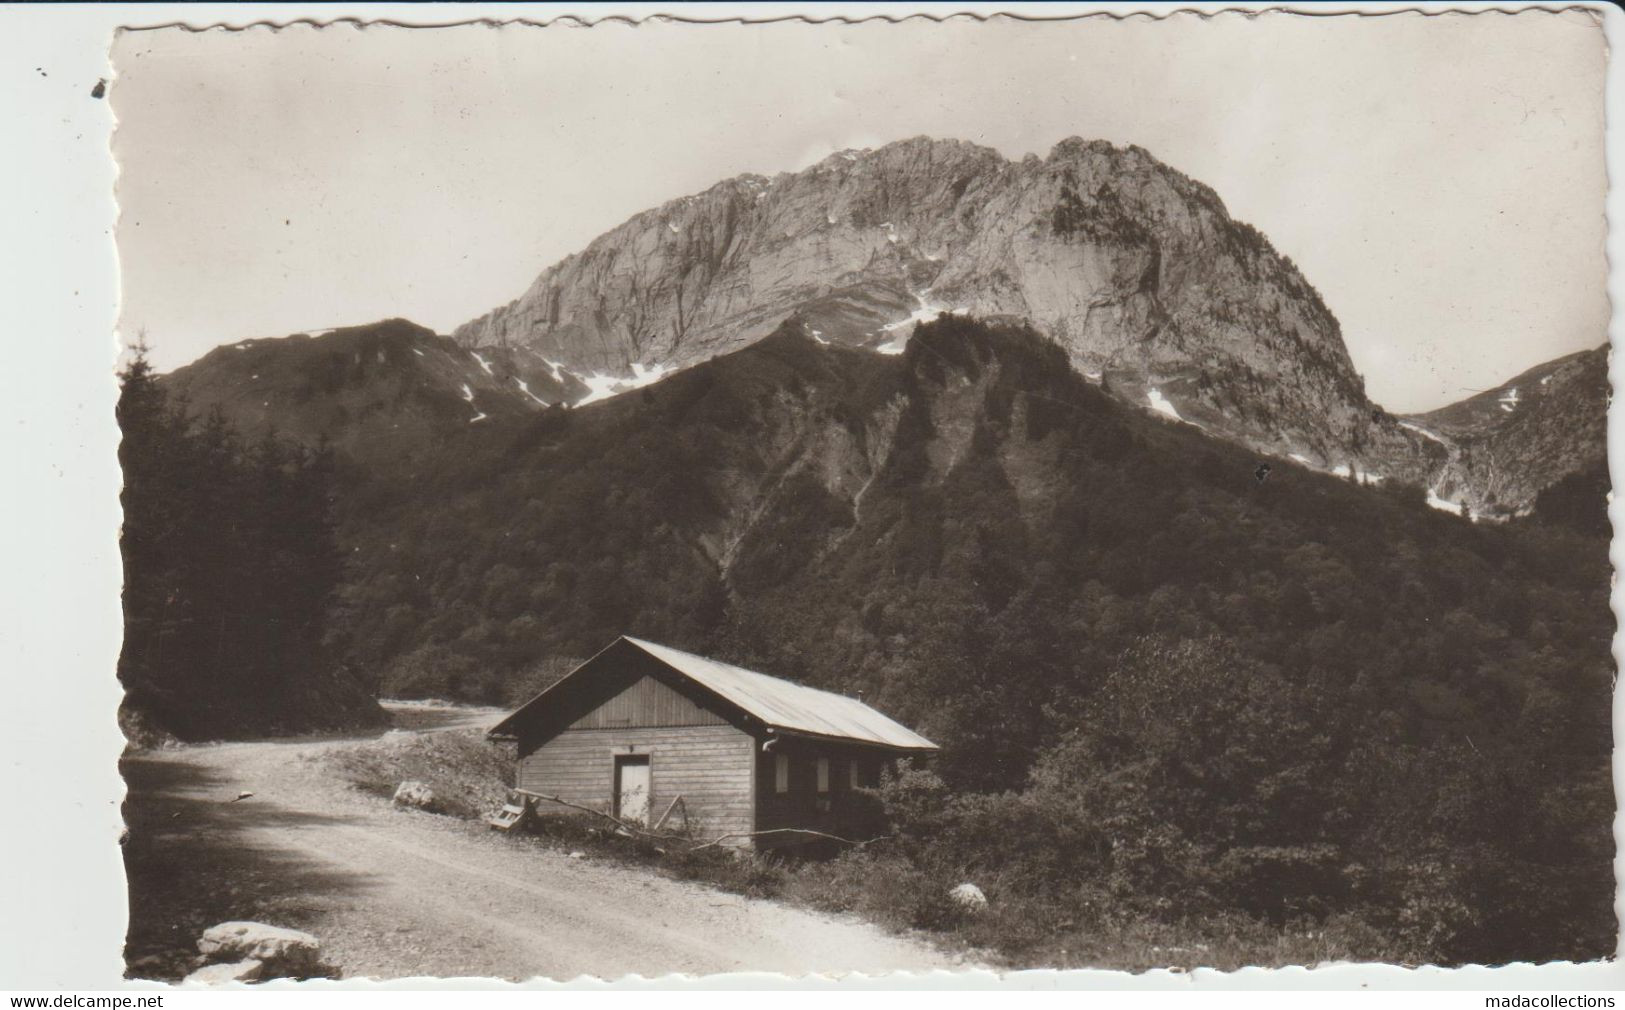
[566,672,727,730]
[622,638,937,751]
[489,636,938,752]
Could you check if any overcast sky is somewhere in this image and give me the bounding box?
[111,10,1606,413]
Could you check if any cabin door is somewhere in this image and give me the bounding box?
[613,755,651,826]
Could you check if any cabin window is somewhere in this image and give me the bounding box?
[774,753,790,793]
[816,757,830,793]
[849,758,861,790]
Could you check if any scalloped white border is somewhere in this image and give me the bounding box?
[1,0,1620,994]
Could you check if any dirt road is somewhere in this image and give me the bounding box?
[121,704,967,981]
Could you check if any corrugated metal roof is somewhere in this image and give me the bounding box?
[622,637,938,751]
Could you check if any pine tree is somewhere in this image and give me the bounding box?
[118,339,371,738]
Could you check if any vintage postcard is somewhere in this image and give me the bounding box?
[98,5,1612,986]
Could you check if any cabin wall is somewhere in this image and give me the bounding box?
[754,740,896,850]
[519,724,757,845]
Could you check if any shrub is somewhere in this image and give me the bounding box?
[668,847,788,900]
[781,850,968,933]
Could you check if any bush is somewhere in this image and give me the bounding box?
[668,847,788,900]
[781,849,967,932]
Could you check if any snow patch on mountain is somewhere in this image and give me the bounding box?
[538,351,566,382]
[1147,388,1183,422]
[1398,420,1449,448]
[576,362,673,406]
[1426,490,1465,516]
[575,374,622,405]
[514,378,548,406]
[876,291,964,355]
[460,383,487,423]
[472,351,495,376]
[1499,387,1521,413]
[1331,464,1384,486]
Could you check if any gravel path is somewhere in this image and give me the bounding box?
[123,705,967,981]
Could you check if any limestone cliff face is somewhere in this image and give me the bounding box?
[454,136,1428,476]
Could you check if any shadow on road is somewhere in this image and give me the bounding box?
[120,755,375,981]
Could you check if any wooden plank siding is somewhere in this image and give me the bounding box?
[519,724,757,843]
[566,674,726,730]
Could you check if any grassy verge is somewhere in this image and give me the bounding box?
[320,727,514,820]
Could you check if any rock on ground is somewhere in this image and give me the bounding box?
[949,882,988,912]
[197,921,320,975]
[183,959,265,984]
[392,780,436,810]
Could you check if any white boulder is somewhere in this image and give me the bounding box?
[949,882,988,912]
[392,780,436,810]
[184,959,265,984]
[197,921,320,975]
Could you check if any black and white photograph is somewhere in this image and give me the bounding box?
[4,2,1619,991]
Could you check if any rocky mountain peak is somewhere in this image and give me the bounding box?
[452,134,1400,474]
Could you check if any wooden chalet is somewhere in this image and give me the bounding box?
[487,636,938,849]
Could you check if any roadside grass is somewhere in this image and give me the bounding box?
[751,849,1401,971]
[523,820,1398,971]
[320,731,1401,971]
[319,727,514,821]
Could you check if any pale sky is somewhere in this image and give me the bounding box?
[111,11,1607,413]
